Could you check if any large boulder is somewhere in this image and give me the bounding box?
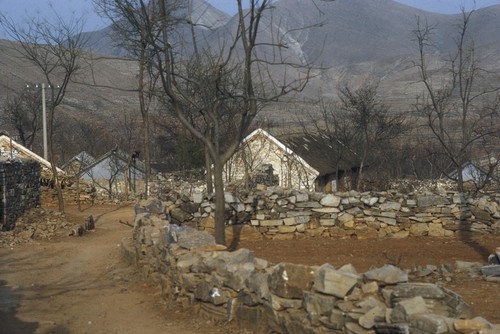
[268,263,316,299]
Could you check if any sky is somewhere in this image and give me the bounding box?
[209,0,500,15]
[0,0,500,34]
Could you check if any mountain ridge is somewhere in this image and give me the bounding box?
[2,0,500,114]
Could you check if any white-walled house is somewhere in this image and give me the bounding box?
[0,134,65,180]
[224,128,319,191]
[449,157,499,184]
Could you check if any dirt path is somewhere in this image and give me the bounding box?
[0,204,236,334]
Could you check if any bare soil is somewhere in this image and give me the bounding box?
[1,203,499,334]
[238,235,500,324]
[0,204,240,334]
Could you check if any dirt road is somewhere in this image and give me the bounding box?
[0,204,236,334]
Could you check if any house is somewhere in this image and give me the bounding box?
[61,151,96,176]
[449,156,499,184]
[0,134,65,180]
[79,148,149,195]
[224,128,319,191]
[224,128,361,193]
[285,134,361,192]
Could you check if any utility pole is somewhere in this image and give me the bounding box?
[41,83,48,160]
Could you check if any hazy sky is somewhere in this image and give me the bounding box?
[209,0,500,15]
[0,0,499,33]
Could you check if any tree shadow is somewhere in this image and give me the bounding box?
[92,203,133,224]
[0,248,121,334]
[458,194,491,260]
[0,279,39,334]
[227,224,244,251]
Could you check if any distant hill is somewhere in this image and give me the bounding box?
[83,0,500,64]
[2,0,500,118]
[82,0,230,57]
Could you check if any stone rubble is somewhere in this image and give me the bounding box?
[0,207,94,247]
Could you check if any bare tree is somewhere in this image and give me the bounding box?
[0,89,42,148]
[93,0,168,199]
[95,0,317,244]
[338,82,408,190]
[413,11,500,193]
[297,97,359,190]
[114,109,143,197]
[1,12,88,212]
[158,0,317,244]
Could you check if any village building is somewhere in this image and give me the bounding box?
[61,151,96,176]
[78,148,149,196]
[0,134,65,182]
[224,128,363,193]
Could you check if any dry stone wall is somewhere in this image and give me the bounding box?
[0,158,41,231]
[154,187,500,239]
[126,203,500,333]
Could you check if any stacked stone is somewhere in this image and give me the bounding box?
[41,179,135,207]
[0,158,40,231]
[127,208,500,334]
[178,188,499,239]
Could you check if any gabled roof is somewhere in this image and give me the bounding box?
[282,133,360,176]
[0,135,65,175]
[61,151,96,171]
[242,128,319,175]
[79,148,150,176]
[449,156,500,182]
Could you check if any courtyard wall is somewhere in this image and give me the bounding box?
[156,187,500,239]
[127,194,500,333]
[0,158,40,230]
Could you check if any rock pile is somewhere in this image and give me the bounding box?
[128,208,500,334]
[0,207,85,247]
[247,164,279,189]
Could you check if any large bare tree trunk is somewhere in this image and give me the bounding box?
[205,147,213,194]
[143,114,151,197]
[213,159,225,245]
[138,44,151,199]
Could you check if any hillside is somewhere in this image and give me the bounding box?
[0,0,500,111]
[1,0,500,132]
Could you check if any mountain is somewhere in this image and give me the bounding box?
[83,0,230,57]
[83,0,500,65]
[2,0,500,117]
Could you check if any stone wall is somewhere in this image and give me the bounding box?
[126,204,500,333]
[0,158,41,231]
[157,187,500,239]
